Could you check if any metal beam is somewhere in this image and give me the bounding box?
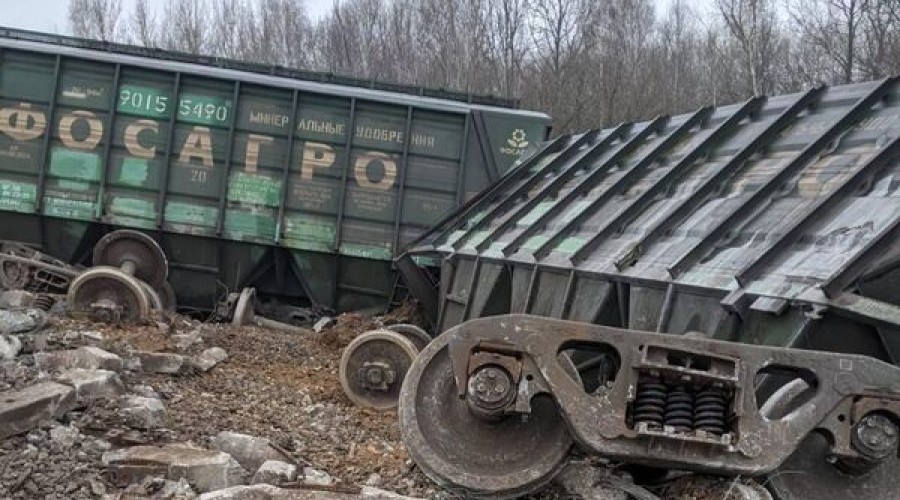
[455,114,472,206]
[156,72,181,228]
[274,89,300,245]
[460,131,602,251]
[215,81,241,236]
[532,110,709,260]
[501,120,660,256]
[444,134,583,249]
[822,207,900,299]
[392,106,414,256]
[471,125,635,254]
[571,98,762,265]
[737,132,900,287]
[668,77,895,278]
[425,134,568,249]
[95,63,121,220]
[612,86,825,271]
[331,97,358,308]
[35,54,62,214]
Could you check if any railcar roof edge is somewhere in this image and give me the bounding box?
[0,26,549,119]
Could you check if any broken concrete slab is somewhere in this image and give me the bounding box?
[0,290,35,309]
[0,334,22,360]
[197,484,423,500]
[0,308,47,334]
[120,395,167,430]
[49,423,81,448]
[129,351,189,374]
[0,381,76,438]
[34,346,124,372]
[302,466,333,486]
[195,347,228,372]
[103,444,246,493]
[131,384,160,399]
[122,476,197,499]
[56,369,126,404]
[210,431,285,472]
[251,460,297,485]
[172,329,203,351]
[360,486,423,499]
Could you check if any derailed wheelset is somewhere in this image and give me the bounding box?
[67,230,176,322]
[399,315,900,499]
[339,323,431,409]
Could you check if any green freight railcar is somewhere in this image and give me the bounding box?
[0,28,550,314]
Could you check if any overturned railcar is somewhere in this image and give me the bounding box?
[397,78,900,497]
[0,28,550,314]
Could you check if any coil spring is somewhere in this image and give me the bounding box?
[694,387,727,434]
[33,294,55,312]
[633,379,667,428]
[664,386,694,432]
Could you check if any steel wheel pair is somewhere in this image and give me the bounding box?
[67,230,175,322]
[399,331,900,499]
[338,323,431,410]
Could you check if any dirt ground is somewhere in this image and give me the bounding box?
[1,305,773,499]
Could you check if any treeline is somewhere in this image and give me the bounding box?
[68,0,900,134]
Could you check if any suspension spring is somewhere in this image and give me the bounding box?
[33,294,55,312]
[694,387,727,435]
[633,378,667,429]
[664,386,694,432]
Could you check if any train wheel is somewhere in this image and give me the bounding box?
[340,329,420,410]
[139,280,163,311]
[93,230,168,288]
[67,267,151,323]
[384,323,431,349]
[399,331,573,499]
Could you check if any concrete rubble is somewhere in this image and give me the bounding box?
[211,431,286,472]
[0,290,36,309]
[120,394,167,429]
[198,484,422,500]
[0,381,76,438]
[34,346,124,372]
[251,460,297,485]
[103,444,247,493]
[56,368,126,403]
[0,295,767,500]
[129,351,190,374]
[0,308,47,334]
[302,466,334,486]
[195,346,228,372]
[0,334,22,360]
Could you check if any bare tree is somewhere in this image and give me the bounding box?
[160,0,211,53]
[128,0,158,46]
[715,0,780,95]
[789,0,870,84]
[68,0,123,41]
[62,0,900,136]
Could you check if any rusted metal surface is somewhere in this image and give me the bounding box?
[0,27,551,315]
[92,230,169,289]
[400,315,900,498]
[64,229,172,322]
[339,328,421,410]
[397,79,900,498]
[0,242,81,292]
[399,78,900,362]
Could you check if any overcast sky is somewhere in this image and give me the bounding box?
[0,0,334,34]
